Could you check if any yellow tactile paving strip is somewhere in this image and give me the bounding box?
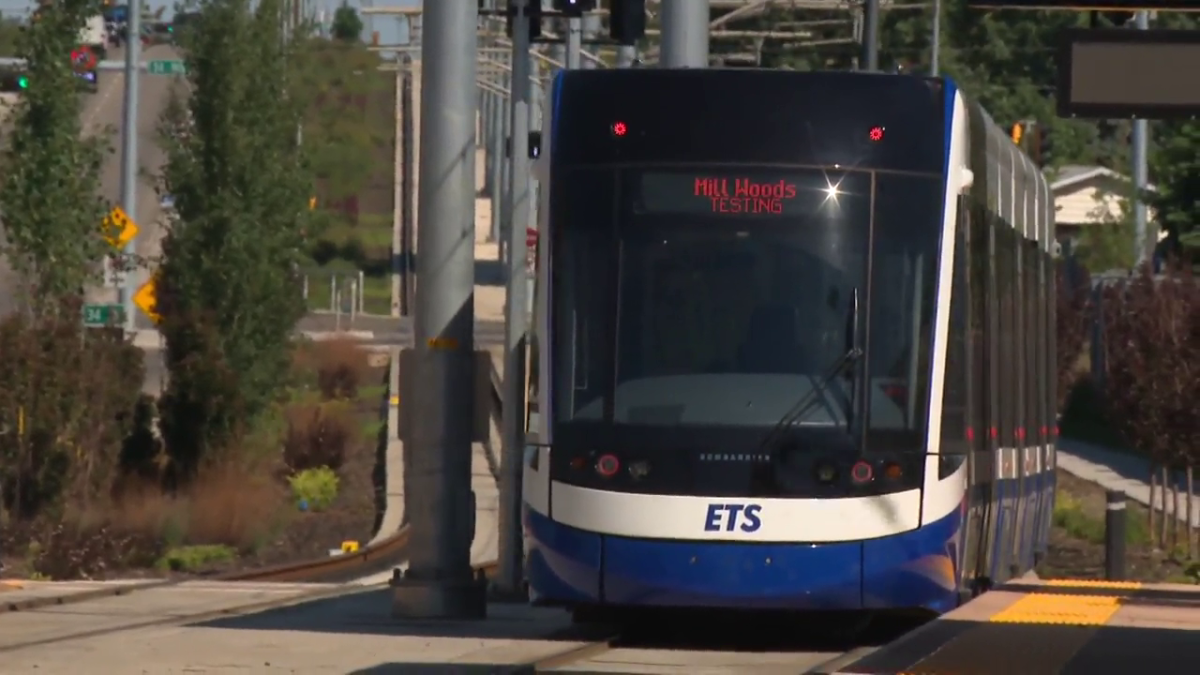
[989,592,1126,625]
[887,580,1148,674]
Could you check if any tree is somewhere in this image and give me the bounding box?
[156,0,311,481]
[331,1,362,43]
[1055,261,1090,413]
[0,0,110,312]
[0,0,145,521]
[1099,264,1200,553]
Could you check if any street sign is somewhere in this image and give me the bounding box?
[83,303,125,327]
[147,60,186,76]
[134,277,160,323]
[71,45,97,72]
[1058,29,1200,119]
[102,206,139,248]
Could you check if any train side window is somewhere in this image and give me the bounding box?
[993,220,1012,451]
[969,198,990,463]
[986,211,1000,456]
[1013,235,1027,457]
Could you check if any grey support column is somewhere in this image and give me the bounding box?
[660,0,709,68]
[390,0,487,620]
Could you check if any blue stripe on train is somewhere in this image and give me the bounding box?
[524,500,963,615]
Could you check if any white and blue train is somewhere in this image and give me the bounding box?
[522,69,1057,619]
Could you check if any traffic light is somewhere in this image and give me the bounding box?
[18,76,27,90]
[552,0,596,17]
[1011,122,1023,145]
[610,0,646,45]
[505,1,542,40]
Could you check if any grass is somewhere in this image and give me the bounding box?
[156,544,237,572]
[301,268,391,315]
[1053,491,1151,546]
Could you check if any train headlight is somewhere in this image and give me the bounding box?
[595,454,621,478]
[850,461,874,485]
[883,462,903,481]
[628,460,650,480]
[814,460,838,485]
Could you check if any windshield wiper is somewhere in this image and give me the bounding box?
[758,288,863,452]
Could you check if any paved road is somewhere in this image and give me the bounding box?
[0,45,180,322]
[298,312,507,346]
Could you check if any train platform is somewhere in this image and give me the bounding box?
[837,579,1200,674]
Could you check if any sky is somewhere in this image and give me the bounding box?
[0,0,420,44]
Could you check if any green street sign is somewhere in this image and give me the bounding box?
[83,303,126,327]
[147,60,186,76]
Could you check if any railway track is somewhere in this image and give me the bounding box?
[2,523,499,615]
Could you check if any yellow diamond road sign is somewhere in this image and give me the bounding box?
[133,276,159,323]
[102,206,139,249]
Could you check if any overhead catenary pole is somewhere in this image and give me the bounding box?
[390,0,486,619]
[582,13,601,69]
[931,0,941,76]
[660,0,709,68]
[119,0,141,332]
[566,15,582,69]
[861,0,880,71]
[496,0,534,598]
[391,60,403,317]
[1131,11,1150,266]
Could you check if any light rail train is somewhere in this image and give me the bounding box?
[522,69,1057,619]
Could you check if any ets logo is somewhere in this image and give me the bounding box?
[704,503,763,533]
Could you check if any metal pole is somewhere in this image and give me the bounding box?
[1132,11,1150,267]
[401,59,415,316]
[489,87,504,244]
[499,65,512,264]
[616,44,636,68]
[582,13,601,69]
[931,0,941,76]
[390,0,486,620]
[660,0,709,68]
[566,16,582,69]
[1105,490,1127,581]
[861,0,880,71]
[496,0,533,598]
[119,0,141,332]
[391,63,403,317]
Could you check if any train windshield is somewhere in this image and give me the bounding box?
[552,166,941,441]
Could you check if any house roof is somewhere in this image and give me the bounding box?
[1050,164,1157,193]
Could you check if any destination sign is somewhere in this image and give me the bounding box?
[1058,29,1200,119]
[636,173,808,216]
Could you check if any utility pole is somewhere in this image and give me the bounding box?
[931,0,941,76]
[496,0,534,599]
[390,0,486,620]
[660,0,709,68]
[861,0,880,71]
[119,0,141,332]
[1131,11,1150,266]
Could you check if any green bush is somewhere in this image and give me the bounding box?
[288,467,339,512]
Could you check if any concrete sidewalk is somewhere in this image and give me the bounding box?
[1056,437,1200,528]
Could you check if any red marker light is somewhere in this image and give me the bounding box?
[868,126,885,142]
[596,454,621,478]
[850,461,874,484]
[611,121,628,137]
